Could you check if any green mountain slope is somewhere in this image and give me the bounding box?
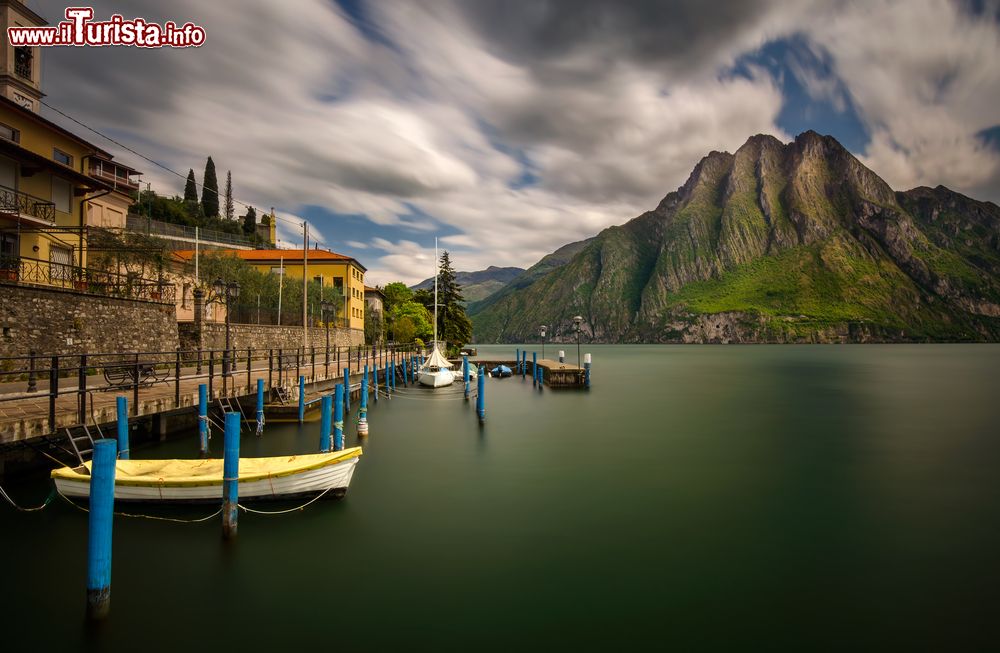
[470,132,1000,343]
[411,266,525,303]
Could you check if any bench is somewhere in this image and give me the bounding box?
[102,362,166,390]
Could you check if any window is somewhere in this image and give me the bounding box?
[53,149,73,167]
[0,123,19,144]
[14,47,32,80]
[50,246,72,281]
[314,275,322,286]
[51,177,72,213]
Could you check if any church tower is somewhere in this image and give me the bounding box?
[0,0,46,113]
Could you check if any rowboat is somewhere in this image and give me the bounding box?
[490,364,512,378]
[51,447,363,503]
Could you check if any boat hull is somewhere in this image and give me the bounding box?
[52,451,361,503]
[418,370,455,387]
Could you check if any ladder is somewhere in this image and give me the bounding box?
[215,397,247,431]
[64,425,96,468]
[273,386,291,405]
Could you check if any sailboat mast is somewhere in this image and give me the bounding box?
[433,237,438,351]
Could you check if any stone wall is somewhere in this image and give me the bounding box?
[178,321,363,354]
[0,282,179,356]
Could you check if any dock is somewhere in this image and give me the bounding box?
[464,358,588,388]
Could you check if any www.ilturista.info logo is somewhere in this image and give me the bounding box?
[7,7,205,48]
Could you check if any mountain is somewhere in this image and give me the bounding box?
[412,265,525,303]
[469,131,1000,343]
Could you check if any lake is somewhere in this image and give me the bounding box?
[2,345,999,650]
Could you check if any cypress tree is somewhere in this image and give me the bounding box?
[202,156,219,218]
[224,170,234,221]
[183,169,198,203]
[243,206,257,236]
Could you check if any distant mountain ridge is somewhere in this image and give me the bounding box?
[469,131,1000,343]
[412,265,525,303]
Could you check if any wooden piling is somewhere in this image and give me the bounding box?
[86,438,116,621]
[115,396,129,460]
[297,375,305,424]
[477,365,486,423]
[358,365,369,436]
[334,383,344,451]
[222,412,240,539]
[320,394,332,452]
[198,383,209,456]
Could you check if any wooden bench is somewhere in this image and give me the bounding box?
[102,362,166,390]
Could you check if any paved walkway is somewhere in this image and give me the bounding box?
[0,351,401,443]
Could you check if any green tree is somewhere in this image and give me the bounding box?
[224,170,234,221]
[202,156,219,218]
[393,315,416,344]
[392,300,433,342]
[243,206,257,236]
[183,169,201,219]
[382,282,413,313]
[429,251,472,350]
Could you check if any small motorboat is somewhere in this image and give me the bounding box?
[51,447,363,503]
[490,364,512,378]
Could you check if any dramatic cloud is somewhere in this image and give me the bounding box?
[33,0,1000,285]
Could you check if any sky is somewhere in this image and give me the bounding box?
[31,0,1000,285]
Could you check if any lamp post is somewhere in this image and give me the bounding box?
[573,315,583,368]
[540,324,547,361]
[321,300,334,357]
[214,278,240,378]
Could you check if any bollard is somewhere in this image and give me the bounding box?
[463,355,470,400]
[319,394,332,452]
[559,350,565,363]
[333,384,344,451]
[115,396,129,460]
[222,412,240,539]
[411,356,417,383]
[584,353,592,389]
[390,360,396,393]
[343,367,351,413]
[256,378,265,436]
[477,365,486,423]
[521,351,526,379]
[515,348,520,374]
[198,383,209,456]
[532,352,538,387]
[373,364,379,404]
[298,375,305,424]
[86,438,117,621]
[402,357,407,387]
[358,365,369,436]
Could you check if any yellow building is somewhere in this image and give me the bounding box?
[174,248,368,332]
[0,0,140,285]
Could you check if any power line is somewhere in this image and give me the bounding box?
[38,99,332,248]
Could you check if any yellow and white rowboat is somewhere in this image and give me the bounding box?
[51,447,362,503]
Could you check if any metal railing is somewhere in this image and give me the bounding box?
[126,214,256,248]
[0,255,176,303]
[0,342,417,439]
[0,185,56,223]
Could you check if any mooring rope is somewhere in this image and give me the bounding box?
[0,485,55,512]
[55,489,223,523]
[237,486,335,515]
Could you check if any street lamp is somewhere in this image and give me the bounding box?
[214,278,240,378]
[540,324,547,360]
[572,315,583,368]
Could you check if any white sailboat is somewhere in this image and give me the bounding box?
[418,239,456,388]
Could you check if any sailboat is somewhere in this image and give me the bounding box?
[418,239,456,388]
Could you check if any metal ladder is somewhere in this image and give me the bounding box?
[215,397,245,431]
[273,386,291,405]
[64,425,96,468]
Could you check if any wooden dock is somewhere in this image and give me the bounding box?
[460,359,587,388]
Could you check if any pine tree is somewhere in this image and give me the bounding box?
[183,169,198,203]
[201,156,219,218]
[243,206,257,236]
[224,171,234,221]
[437,251,472,349]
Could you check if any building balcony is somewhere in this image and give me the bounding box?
[0,185,55,224]
[0,254,175,304]
[88,158,141,191]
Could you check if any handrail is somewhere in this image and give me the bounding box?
[0,254,175,304]
[0,184,56,223]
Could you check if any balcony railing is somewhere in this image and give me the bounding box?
[0,185,56,223]
[88,160,140,191]
[0,255,175,304]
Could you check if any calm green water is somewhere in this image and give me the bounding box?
[2,345,1000,650]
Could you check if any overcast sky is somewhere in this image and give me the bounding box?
[33,0,1000,284]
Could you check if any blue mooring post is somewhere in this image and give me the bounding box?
[521,351,526,379]
[532,352,538,387]
[401,357,407,387]
[115,396,129,460]
[334,383,344,451]
[298,375,305,424]
[390,360,396,392]
[463,355,470,401]
[477,365,486,423]
[86,438,116,621]
[343,367,350,413]
[198,383,209,456]
[256,378,265,436]
[515,348,520,374]
[411,356,417,383]
[373,364,379,404]
[584,353,592,389]
[358,365,369,436]
[320,394,332,452]
[222,412,240,539]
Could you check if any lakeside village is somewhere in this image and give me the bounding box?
[0,0,512,453]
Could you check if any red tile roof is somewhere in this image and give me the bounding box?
[173,248,366,271]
